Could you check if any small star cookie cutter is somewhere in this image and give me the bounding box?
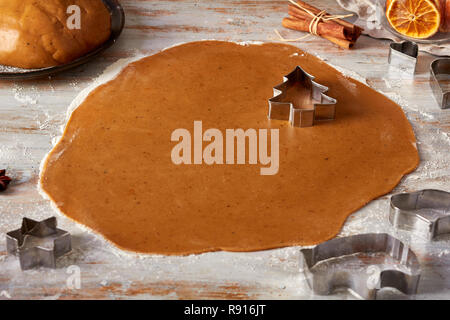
[388,41,418,75]
[299,233,421,299]
[430,59,450,109]
[6,217,72,270]
[268,66,337,127]
[390,189,450,240]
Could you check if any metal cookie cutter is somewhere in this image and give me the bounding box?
[299,233,421,299]
[388,41,418,75]
[268,66,337,128]
[430,59,450,109]
[390,190,450,240]
[6,217,71,270]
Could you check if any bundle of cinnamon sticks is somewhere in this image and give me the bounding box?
[281,0,363,49]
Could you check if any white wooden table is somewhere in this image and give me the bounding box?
[0,0,449,300]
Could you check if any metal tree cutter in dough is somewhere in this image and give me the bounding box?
[268,66,337,128]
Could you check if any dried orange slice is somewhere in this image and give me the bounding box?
[386,0,441,39]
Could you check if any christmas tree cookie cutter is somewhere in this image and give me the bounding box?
[268,66,337,127]
[390,189,450,240]
[299,233,421,299]
[430,59,450,109]
[388,41,418,75]
[6,217,72,270]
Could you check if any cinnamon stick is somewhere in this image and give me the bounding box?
[282,17,354,49]
[289,4,362,42]
[288,6,353,41]
[288,4,341,27]
[293,0,362,31]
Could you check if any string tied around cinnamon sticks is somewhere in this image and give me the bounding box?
[308,10,327,36]
[276,0,363,49]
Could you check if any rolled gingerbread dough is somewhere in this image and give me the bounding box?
[0,0,111,69]
[40,41,419,255]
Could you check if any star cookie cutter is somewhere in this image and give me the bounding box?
[390,190,450,240]
[6,217,72,270]
[268,66,337,127]
[430,59,450,109]
[299,233,421,299]
[388,41,418,75]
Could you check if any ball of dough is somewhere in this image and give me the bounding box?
[0,0,111,69]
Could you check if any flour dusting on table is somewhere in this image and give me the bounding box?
[1,40,448,300]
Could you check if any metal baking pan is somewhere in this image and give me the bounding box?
[0,0,125,80]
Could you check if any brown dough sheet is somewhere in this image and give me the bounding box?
[40,41,419,254]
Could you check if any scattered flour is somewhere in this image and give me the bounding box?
[328,63,368,85]
[0,65,27,73]
[0,41,445,300]
[440,130,450,145]
[37,40,429,260]
[438,249,450,258]
[12,86,38,105]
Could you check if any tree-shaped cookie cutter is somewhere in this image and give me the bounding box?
[6,217,71,270]
[268,66,337,127]
[430,59,450,109]
[299,233,421,299]
[390,189,450,240]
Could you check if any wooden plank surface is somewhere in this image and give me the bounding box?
[0,0,449,300]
